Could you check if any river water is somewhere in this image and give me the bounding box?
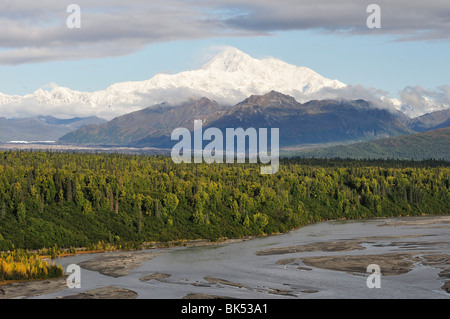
[36,215,449,299]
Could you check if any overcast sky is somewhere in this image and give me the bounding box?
[0,0,449,109]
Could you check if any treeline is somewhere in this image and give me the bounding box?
[0,150,448,251]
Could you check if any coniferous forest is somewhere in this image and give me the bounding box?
[0,151,449,253]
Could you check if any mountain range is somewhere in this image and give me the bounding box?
[58,97,227,146]
[0,89,448,161]
[0,116,106,142]
[59,91,416,148]
[0,47,448,160]
[406,108,450,132]
[294,126,450,161]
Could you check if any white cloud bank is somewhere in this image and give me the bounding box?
[0,47,448,120]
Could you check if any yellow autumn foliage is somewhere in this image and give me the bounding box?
[0,250,64,282]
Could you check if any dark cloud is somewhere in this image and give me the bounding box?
[0,0,240,65]
[219,0,450,39]
[0,0,449,65]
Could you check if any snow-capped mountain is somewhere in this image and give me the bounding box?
[158,47,347,100]
[0,47,447,119]
[388,96,450,118]
[0,48,346,120]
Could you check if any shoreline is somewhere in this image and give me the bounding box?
[40,213,450,259]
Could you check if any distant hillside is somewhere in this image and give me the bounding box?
[0,116,107,142]
[59,91,414,148]
[59,97,227,146]
[407,109,450,132]
[294,127,450,161]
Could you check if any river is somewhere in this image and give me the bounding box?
[33,215,449,299]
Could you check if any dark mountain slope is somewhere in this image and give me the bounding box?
[59,97,227,146]
[59,91,413,148]
[207,92,413,147]
[295,126,450,161]
[407,109,450,132]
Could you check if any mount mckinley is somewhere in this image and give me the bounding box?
[0,47,448,120]
[1,47,448,154]
[0,48,346,120]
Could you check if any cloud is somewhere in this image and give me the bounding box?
[305,84,388,103]
[0,0,247,65]
[0,0,449,65]
[291,83,450,117]
[0,81,447,121]
[398,85,450,115]
[219,0,450,40]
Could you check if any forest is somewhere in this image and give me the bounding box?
[0,249,63,282]
[0,151,448,253]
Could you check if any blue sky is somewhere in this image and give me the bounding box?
[0,0,449,115]
[2,30,449,98]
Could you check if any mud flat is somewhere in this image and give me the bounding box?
[0,278,67,299]
[204,276,249,289]
[140,273,171,282]
[77,250,164,278]
[299,252,417,276]
[183,293,233,299]
[60,286,138,299]
[255,240,365,256]
[298,252,450,293]
[442,282,450,293]
[377,216,450,228]
[271,242,450,293]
